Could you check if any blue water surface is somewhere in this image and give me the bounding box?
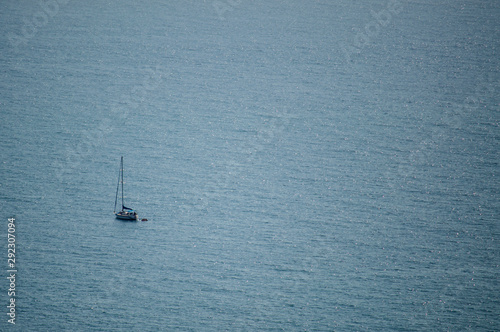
[0,0,499,330]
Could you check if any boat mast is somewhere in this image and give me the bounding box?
[114,157,121,213]
[121,156,124,210]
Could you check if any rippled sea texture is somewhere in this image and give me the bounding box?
[1,0,499,330]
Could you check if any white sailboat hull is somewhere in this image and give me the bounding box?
[115,211,138,221]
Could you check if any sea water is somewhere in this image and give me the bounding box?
[0,0,499,330]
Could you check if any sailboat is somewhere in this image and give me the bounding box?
[114,156,138,221]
